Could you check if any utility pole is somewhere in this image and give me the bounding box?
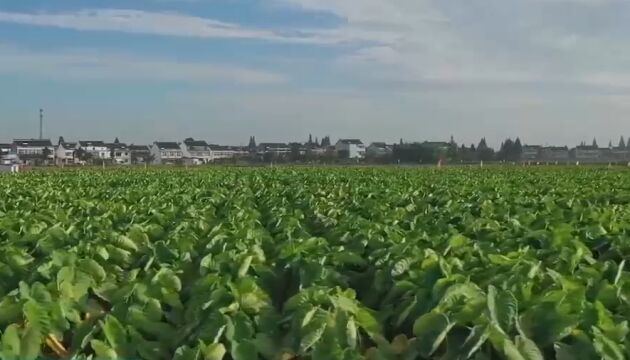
[39,108,43,140]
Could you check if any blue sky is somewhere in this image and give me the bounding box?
[1,0,630,146]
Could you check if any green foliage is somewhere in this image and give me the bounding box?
[1,167,630,359]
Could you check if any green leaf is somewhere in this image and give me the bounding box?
[448,234,470,249]
[614,260,625,285]
[502,338,526,360]
[78,259,107,282]
[355,308,380,338]
[232,340,257,360]
[300,320,327,353]
[592,327,625,360]
[1,324,21,357]
[238,256,254,278]
[174,345,201,360]
[90,339,118,359]
[458,325,489,360]
[117,235,139,252]
[302,307,318,328]
[487,285,518,334]
[20,324,42,360]
[346,317,357,349]
[102,315,127,352]
[70,318,98,354]
[412,311,453,357]
[391,259,411,277]
[203,342,227,360]
[154,268,182,293]
[515,336,543,360]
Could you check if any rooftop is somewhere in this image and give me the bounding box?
[60,142,78,148]
[154,142,180,150]
[259,143,289,148]
[107,143,128,149]
[183,138,209,148]
[338,139,363,145]
[13,139,53,147]
[79,141,106,147]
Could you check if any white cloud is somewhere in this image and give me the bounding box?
[0,9,388,45]
[277,0,630,89]
[0,44,286,84]
[0,9,281,39]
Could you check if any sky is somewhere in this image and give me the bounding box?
[1,0,630,147]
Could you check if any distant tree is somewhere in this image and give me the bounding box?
[476,138,494,161]
[289,142,303,162]
[248,136,257,150]
[498,138,511,161]
[393,142,443,164]
[498,138,522,162]
[619,136,626,149]
[143,153,155,165]
[447,135,458,161]
[478,138,488,150]
[114,137,120,144]
[41,147,52,165]
[74,148,92,163]
[514,138,522,159]
[592,138,598,148]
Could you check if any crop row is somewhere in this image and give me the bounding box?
[0,168,629,359]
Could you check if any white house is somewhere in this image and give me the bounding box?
[521,145,542,161]
[0,143,13,165]
[55,139,78,165]
[78,141,109,160]
[0,144,15,165]
[257,143,290,156]
[366,142,393,158]
[571,146,603,162]
[151,142,183,164]
[108,142,131,165]
[180,138,212,164]
[209,145,248,161]
[13,139,54,165]
[335,139,366,159]
[129,145,151,164]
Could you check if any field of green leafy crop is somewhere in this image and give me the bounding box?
[1,168,630,360]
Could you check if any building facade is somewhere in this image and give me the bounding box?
[78,141,110,160]
[129,145,151,164]
[180,138,212,164]
[151,142,183,164]
[366,142,393,158]
[12,139,54,165]
[522,145,542,161]
[541,146,569,161]
[108,143,131,165]
[571,146,603,162]
[55,141,78,165]
[336,139,366,159]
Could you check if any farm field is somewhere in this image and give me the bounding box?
[1,168,629,360]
